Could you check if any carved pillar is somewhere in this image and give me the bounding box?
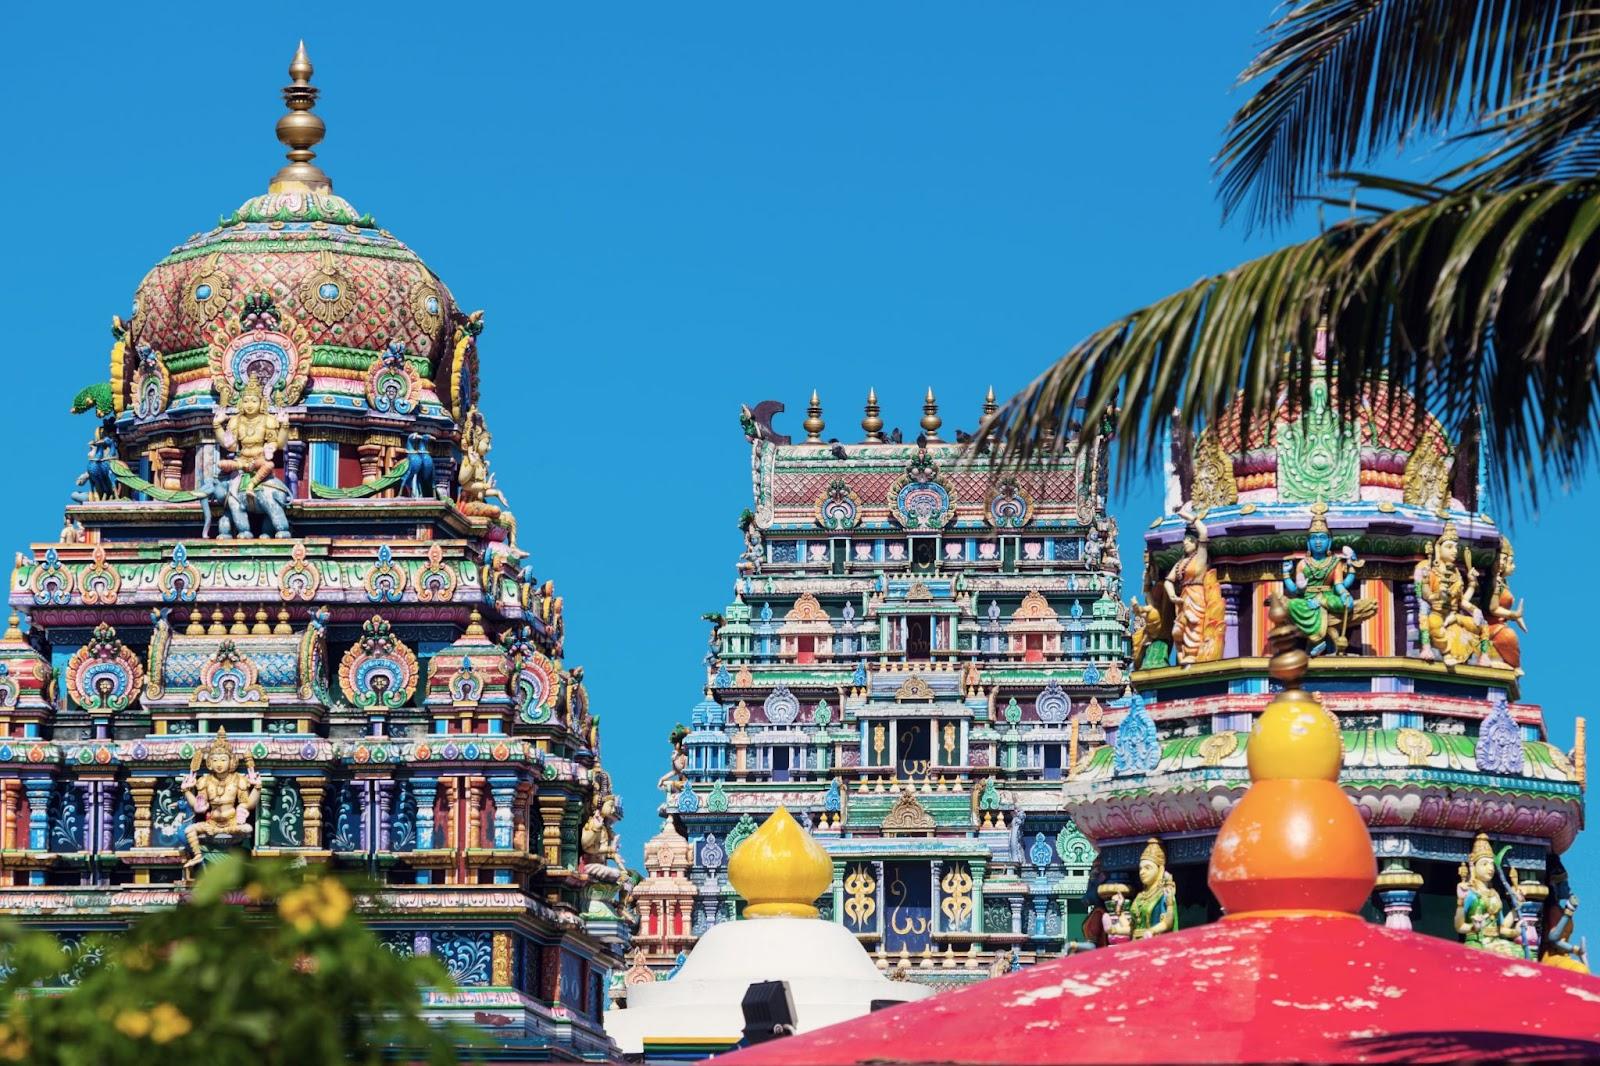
[1375,861,1424,931]
[438,779,458,850]
[128,777,156,848]
[1009,896,1023,936]
[831,860,845,925]
[354,781,372,852]
[488,776,517,849]
[930,860,943,936]
[492,931,514,986]
[23,778,52,850]
[300,780,325,849]
[971,859,987,944]
[0,780,15,851]
[358,437,386,484]
[538,794,565,867]
[465,777,485,849]
[155,444,185,493]
[872,860,886,938]
[433,454,458,501]
[1221,584,1244,658]
[255,777,278,849]
[283,439,307,500]
[413,777,438,850]
[375,780,394,852]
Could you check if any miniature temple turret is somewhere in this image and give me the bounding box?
[1064,327,1586,947]
[0,47,625,1057]
[644,393,1128,988]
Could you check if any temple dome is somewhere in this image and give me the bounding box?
[117,44,470,430]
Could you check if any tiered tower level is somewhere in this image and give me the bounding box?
[2,49,627,1057]
[1066,329,1587,941]
[631,389,1130,988]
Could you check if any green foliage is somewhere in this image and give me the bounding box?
[988,0,1600,505]
[0,856,466,1066]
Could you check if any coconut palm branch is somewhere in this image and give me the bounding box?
[987,0,1600,503]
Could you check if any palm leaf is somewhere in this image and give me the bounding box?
[1216,0,1579,228]
[985,178,1600,506]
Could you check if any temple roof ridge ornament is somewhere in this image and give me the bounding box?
[893,675,935,702]
[272,42,331,193]
[881,788,936,835]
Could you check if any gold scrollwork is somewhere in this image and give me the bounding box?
[182,253,234,325]
[888,873,929,937]
[940,863,974,926]
[843,864,877,927]
[299,250,357,325]
[410,281,444,335]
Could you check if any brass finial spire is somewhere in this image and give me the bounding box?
[272,41,332,194]
[803,390,826,444]
[920,387,942,441]
[861,387,885,443]
[983,385,997,418]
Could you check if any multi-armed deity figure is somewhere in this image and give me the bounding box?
[205,378,292,538]
[1130,836,1178,939]
[1485,536,1527,672]
[1454,832,1523,957]
[1163,513,1224,666]
[458,407,518,548]
[181,729,262,869]
[1414,522,1495,666]
[1280,506,1377,655]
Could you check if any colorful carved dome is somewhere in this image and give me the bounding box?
[1185,327,1461,511]
[118,45,471,430]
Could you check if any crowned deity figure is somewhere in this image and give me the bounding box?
[1484,536,1527,672]
[1454,833,1522,957]
[213,378,286,490]
[181,729,261,869]
[1130,837,1178,938]
[1542,858,1589,973]
[1414,522,1489,666]
[1164,513,1225,666]
[580,770,621,867]
[457,407,518,546]
[1281,506,1377,655]
[655,723,690,798]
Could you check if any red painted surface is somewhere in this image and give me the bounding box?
[714,917,1600,1064]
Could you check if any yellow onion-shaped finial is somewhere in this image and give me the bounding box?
[727,807,834,918]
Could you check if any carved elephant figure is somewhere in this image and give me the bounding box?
[199,473,292,539]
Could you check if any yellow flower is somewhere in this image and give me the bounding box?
[149,1003,191,1044]
[123,945,154,971]
[279,877,352,933]
[0,1037,26,1062]
[114,1010,151,1038]
[313,877,351,928]
[242,881,268,902]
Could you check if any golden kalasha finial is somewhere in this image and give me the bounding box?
[272,41,332,193]
[803,390,826,444]
[982,385,997,419]
[861,387,885,443]
[920,387,942,440]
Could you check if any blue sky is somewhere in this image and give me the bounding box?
[8,3,1591,895]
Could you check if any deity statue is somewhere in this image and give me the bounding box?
[655,724,690,797]
[213,379,285,489]
[1129,589,1171,670]
[1103,516,1121,571]
[1415,522,1488,666]
[457,407,518,546]
[71,431,118,504]
[1542,858,1589,973]
[1129,837,1177,938]
[1454,833,1522,957]
[737,510,763,574]
[1484,536,1527,672]
[1103,886,1133,945]
[580,770,621,866]
[1280,507,1377,655]
[1163,514,1225,665]
[180,729,261,869]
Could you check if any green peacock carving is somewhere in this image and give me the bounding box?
[70,382,115,418]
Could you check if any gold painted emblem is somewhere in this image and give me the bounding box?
[299,250,356,325]
[182,253,233,324]
[1197,731,1239,766]
[411,281,444,334]
[843,864,877,927]
[940,863,974,925]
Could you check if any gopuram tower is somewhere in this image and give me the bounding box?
[1065,328,1587,953]
[0,47,628,1056]
[628,391,1129,990]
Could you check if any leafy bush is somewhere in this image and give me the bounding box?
[0,856,466,1065]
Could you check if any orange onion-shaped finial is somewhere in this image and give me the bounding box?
[1208,595,1376,917]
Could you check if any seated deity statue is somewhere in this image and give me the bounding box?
[1130,837,1178,938]
[1281,507,1377,655]
[1455,833,1522,957]
[1414,522,1490,666]
[181,729,261,869]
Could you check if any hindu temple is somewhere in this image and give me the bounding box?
[1,47,629,1059]
[626,390,1130,989]
[1064,328,1588,953]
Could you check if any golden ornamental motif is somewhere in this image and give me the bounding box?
[843,863,877,927]
[1197,731,1239,766]
[940,863,974,925]
[182,253,234,324]
[279,541,321,601]
[1010,590,1057,622]
[1190,428,1238,511]
[882,788,936,834]
[895,675,936,702]
[906,580,934,602]
[731,700,751,727]
[298,250,357,325]
[1396,727,1433,766]
[410,281,445,336]
[80,546,121,606]
[1402,430,1452,510]
[785,593,828,623]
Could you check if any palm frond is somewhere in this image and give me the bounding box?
[985,178,1600,507]
[1216,0,1578,229]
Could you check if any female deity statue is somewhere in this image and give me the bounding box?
[1281,508,1377,655]
[181,729,261,869]
[1128,592,1171,670]
[1414,522,1488,666]
[1454,833,1522,957]
[1484,536,1527,672]
[213,379,285,490]
[580,771,620,866]
[1163,514,1225,666]
[1130,837,1178,938]
[655,724,690,797]
[1542,858,1589,973]
[456,407,518,546]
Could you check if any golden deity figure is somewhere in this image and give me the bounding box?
[456,407,518,546]
[1454,833,1522,957]
[1163,513,1225,666]
[1414,522,1489,666]
[181,729,261,869]
[213,379,286,489]
[1130,837,1178,938]
[1484,536,1527,672]
[580,770,620,866]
